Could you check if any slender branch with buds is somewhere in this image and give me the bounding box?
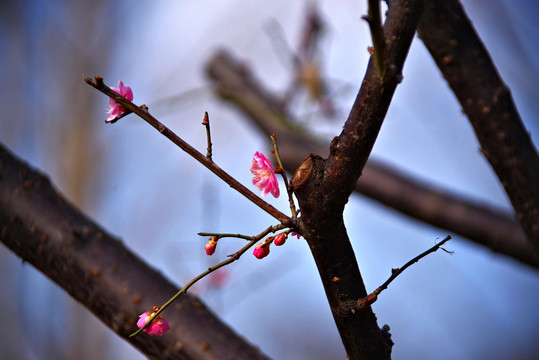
[83,75,292,226]
[131,224,286,337]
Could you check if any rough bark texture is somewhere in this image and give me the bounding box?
[290,0,424,358]
[418,0,539,256]
[0,143,268,360]
[291,155,393,359]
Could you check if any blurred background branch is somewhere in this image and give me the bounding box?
[0,143,269,360]
[417,0,539,257]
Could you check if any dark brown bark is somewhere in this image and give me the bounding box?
[418,0,539,256]
[206,49,535,268]
[0,143,269,360]
[282,1,424,358]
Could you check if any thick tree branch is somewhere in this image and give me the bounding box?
[205,50,535,268]
[322,0,421,209]
[417,0,539,255]
[293,2,424,359]
[0,143,268,360]
[256,1,425,358]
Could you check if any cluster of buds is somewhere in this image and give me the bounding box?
[204,232,293,260]
[253,232,289,259]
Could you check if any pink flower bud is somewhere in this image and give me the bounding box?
[205,237,218,256]
[106,80,133,122]
[290,232,302,239]
[273,233,287,246]
[137,311,170,336]
[253,243,270,259]
[250,151,280,198]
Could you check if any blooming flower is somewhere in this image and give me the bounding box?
[250,151,280,198]
[253,243,270,259]
[106,80,133,122]
[273,233,287,246]
[137,311,170,336]
[205,237,218,256]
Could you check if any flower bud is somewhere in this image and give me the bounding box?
[205,237,218,256]
[274,233,287,246]
[253,243,270,259]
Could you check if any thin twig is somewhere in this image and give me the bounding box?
[357,235,452,309]
[198,232,253,241]
[131,224,285,337]
[270,134,298,218]
[83,75,291,225]
[363,0,387,79]
[202,111,213,161]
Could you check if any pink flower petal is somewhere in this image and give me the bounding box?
[137,311,170,336]
[105,80,133,122]
[250,151,280,198]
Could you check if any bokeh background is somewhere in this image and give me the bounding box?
[1,1,538,359]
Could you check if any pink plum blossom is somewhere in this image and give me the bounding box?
[253,243,270,259]
[250,151,280,198]
[106,80,133,122]
[137,311,170,336]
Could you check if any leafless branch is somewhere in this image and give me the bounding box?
[84,75,292,226]
[289,1,425,358]
[357,235,452,309]
[418,0,539,256]
[0,143,269,360]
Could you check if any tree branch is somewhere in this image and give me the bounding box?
[0,143,269,360]
[322,0,421,209]
[284,1,425,358]
[83,75,291,226]
[205,50,535,268]
[417,0,539,256]
[357,235,453,309]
